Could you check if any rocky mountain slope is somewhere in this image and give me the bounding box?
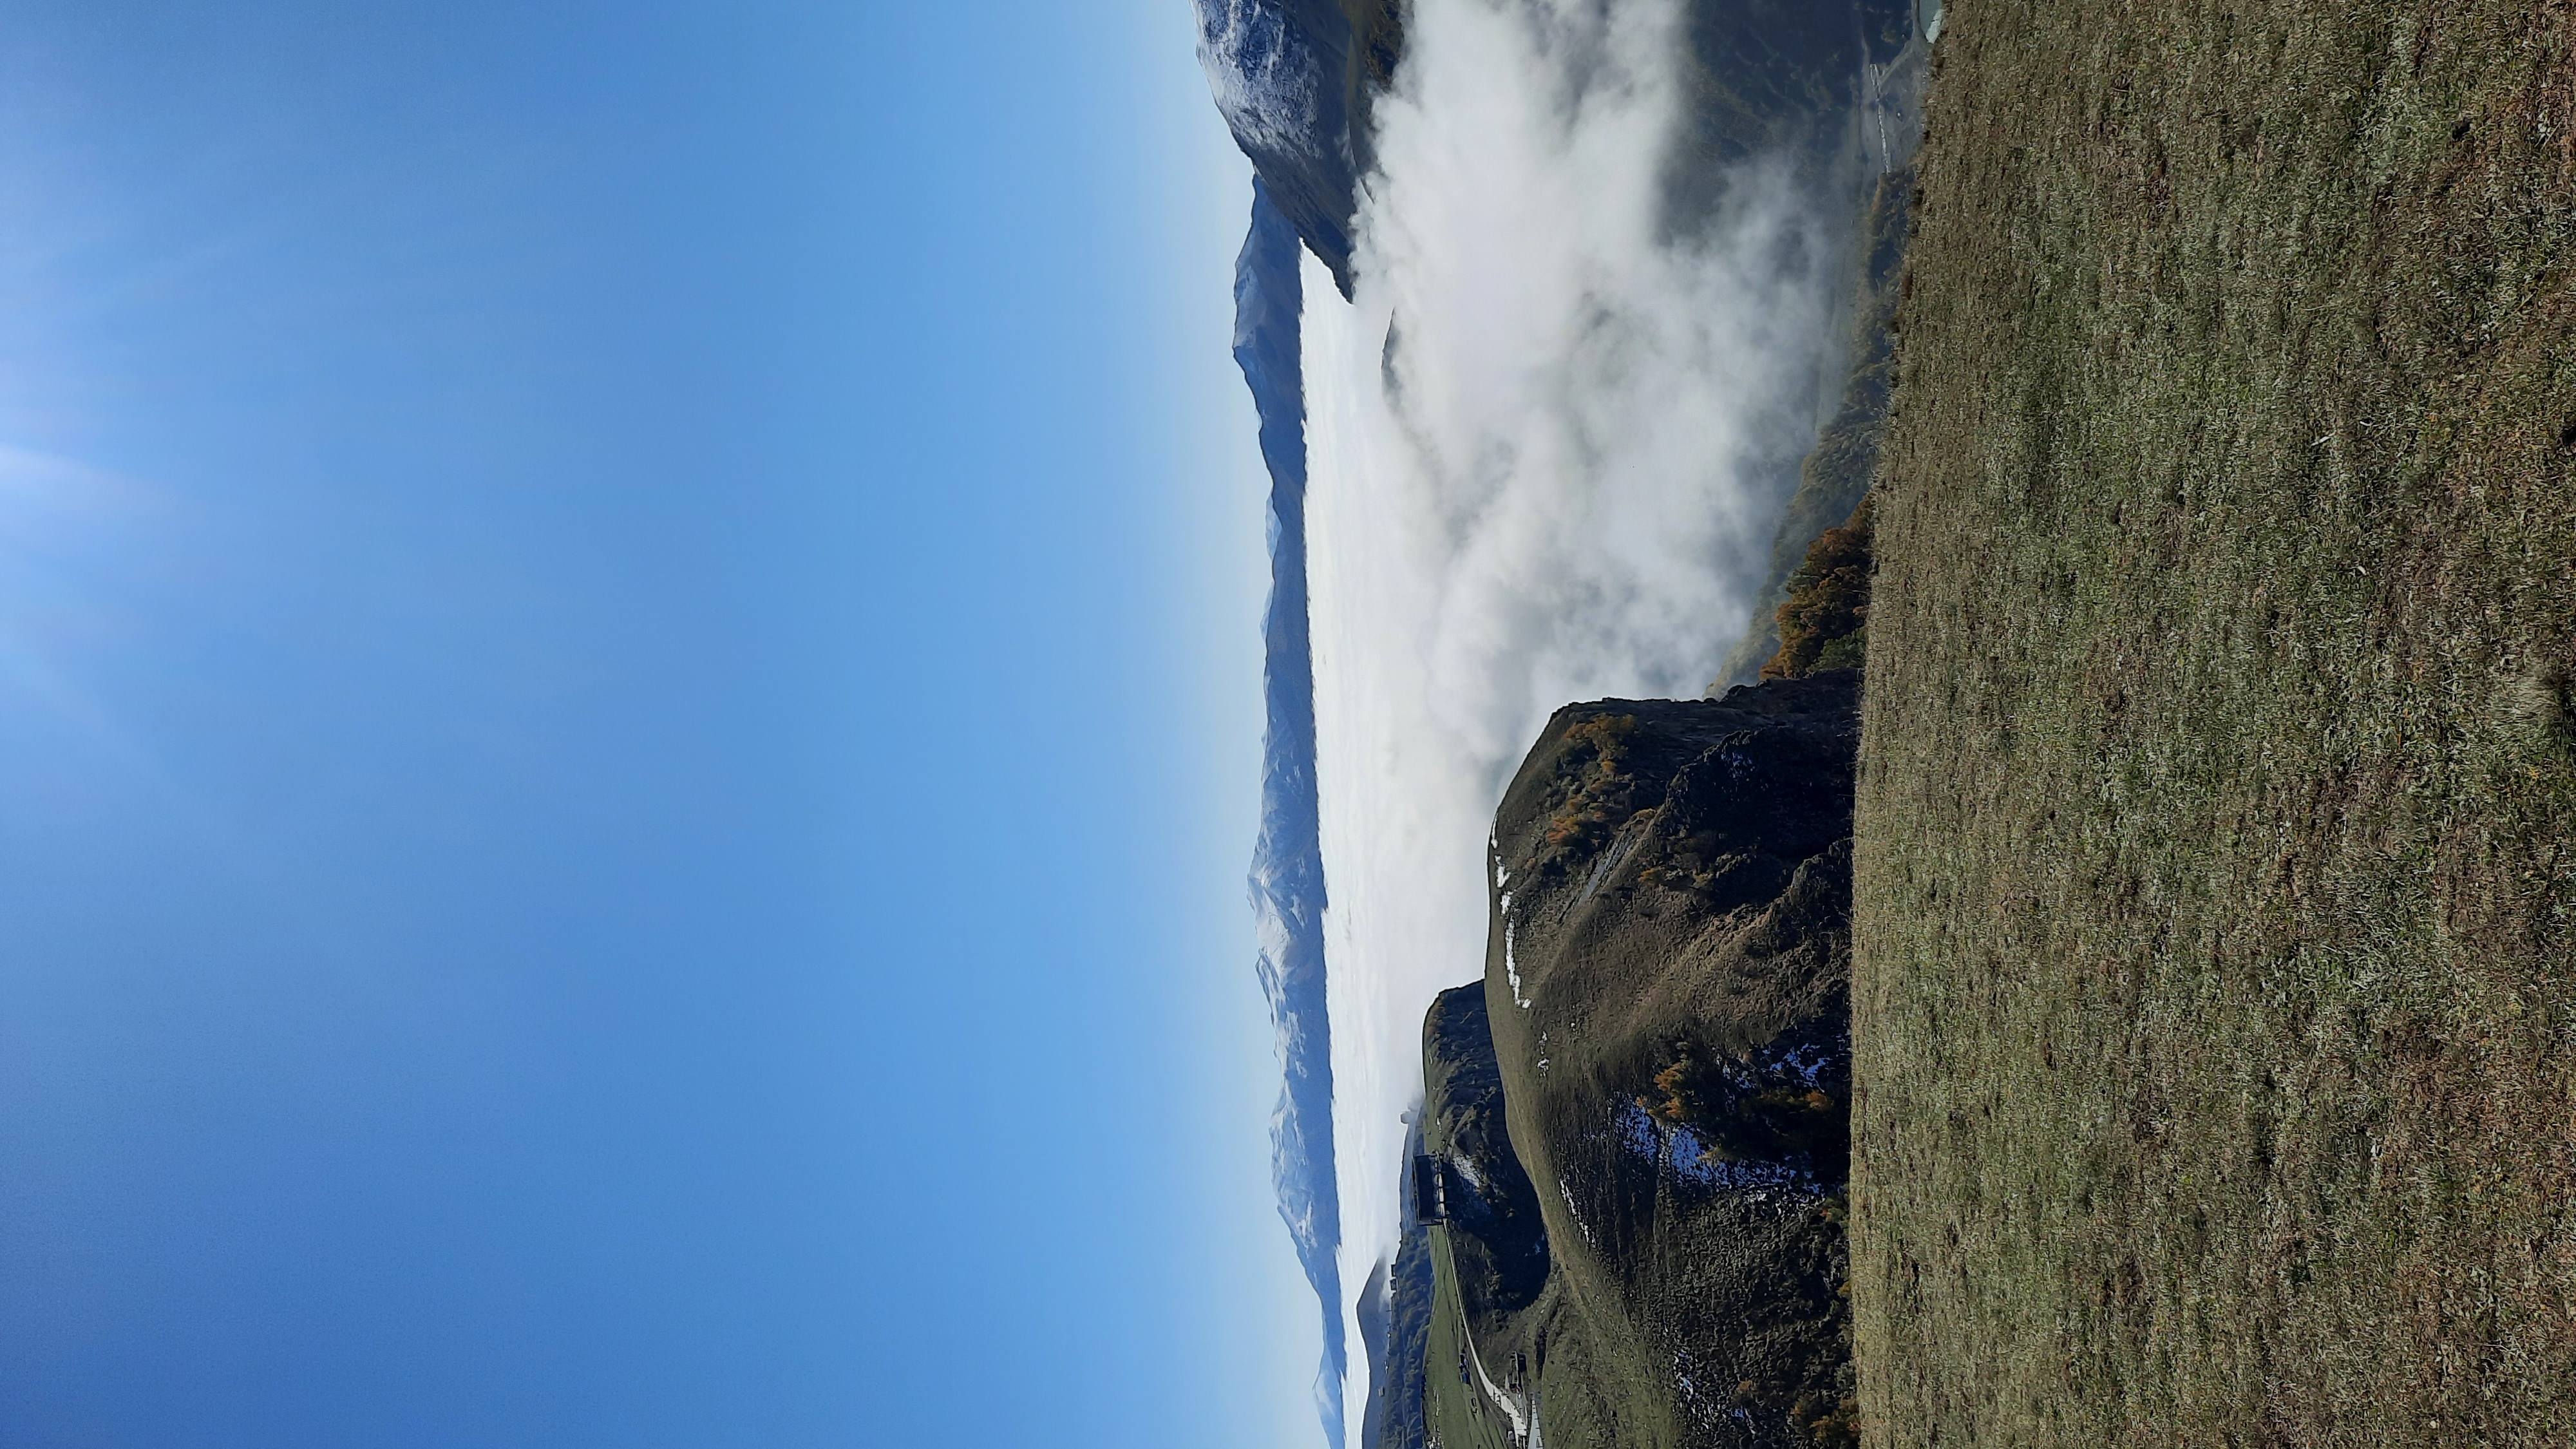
[1193,0,1404,296]
[1419,674,1865,1449]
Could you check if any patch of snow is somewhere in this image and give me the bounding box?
[1614,1102,1816,1189]
[1498,891,1532,1010]
[1194,0,1331,162]
[1461,1314,1534,1446]
[1558,1179,1597,1248]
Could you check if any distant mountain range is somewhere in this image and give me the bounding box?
[1228,173,1349,1447]
[1200,4,1405,1441]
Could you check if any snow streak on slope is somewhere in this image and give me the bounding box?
[1233,182,1347,1449]
[1196,0,1333,175]
[1303,0,1845,1421]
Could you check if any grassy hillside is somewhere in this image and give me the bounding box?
[1481,682,1864,1448]
[1852,1,2576,1443]
[1418,984,1552,1449]
[1425,1221,1525,1449]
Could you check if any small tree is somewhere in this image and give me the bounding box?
[1765,494,1875,679]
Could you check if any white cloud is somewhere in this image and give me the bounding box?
[1302,0,1849,1419]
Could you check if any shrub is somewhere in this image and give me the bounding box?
[1645,1043,1848,1166]
[1542,715,1638,851]
[1765,494,1875,680]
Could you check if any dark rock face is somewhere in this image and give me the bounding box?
[1478,672,1863,1448]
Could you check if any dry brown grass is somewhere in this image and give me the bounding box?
[1852,0,2576,1443]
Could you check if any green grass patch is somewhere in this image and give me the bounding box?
[1853,1,2576,1442]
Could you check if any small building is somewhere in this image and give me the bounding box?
[1412,1153,1449,1224]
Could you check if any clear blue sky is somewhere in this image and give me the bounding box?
[0,2,1312,1444]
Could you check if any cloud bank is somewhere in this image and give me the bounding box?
[1301,0,1853,1421]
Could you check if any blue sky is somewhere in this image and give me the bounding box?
[0,3,1312,1444]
